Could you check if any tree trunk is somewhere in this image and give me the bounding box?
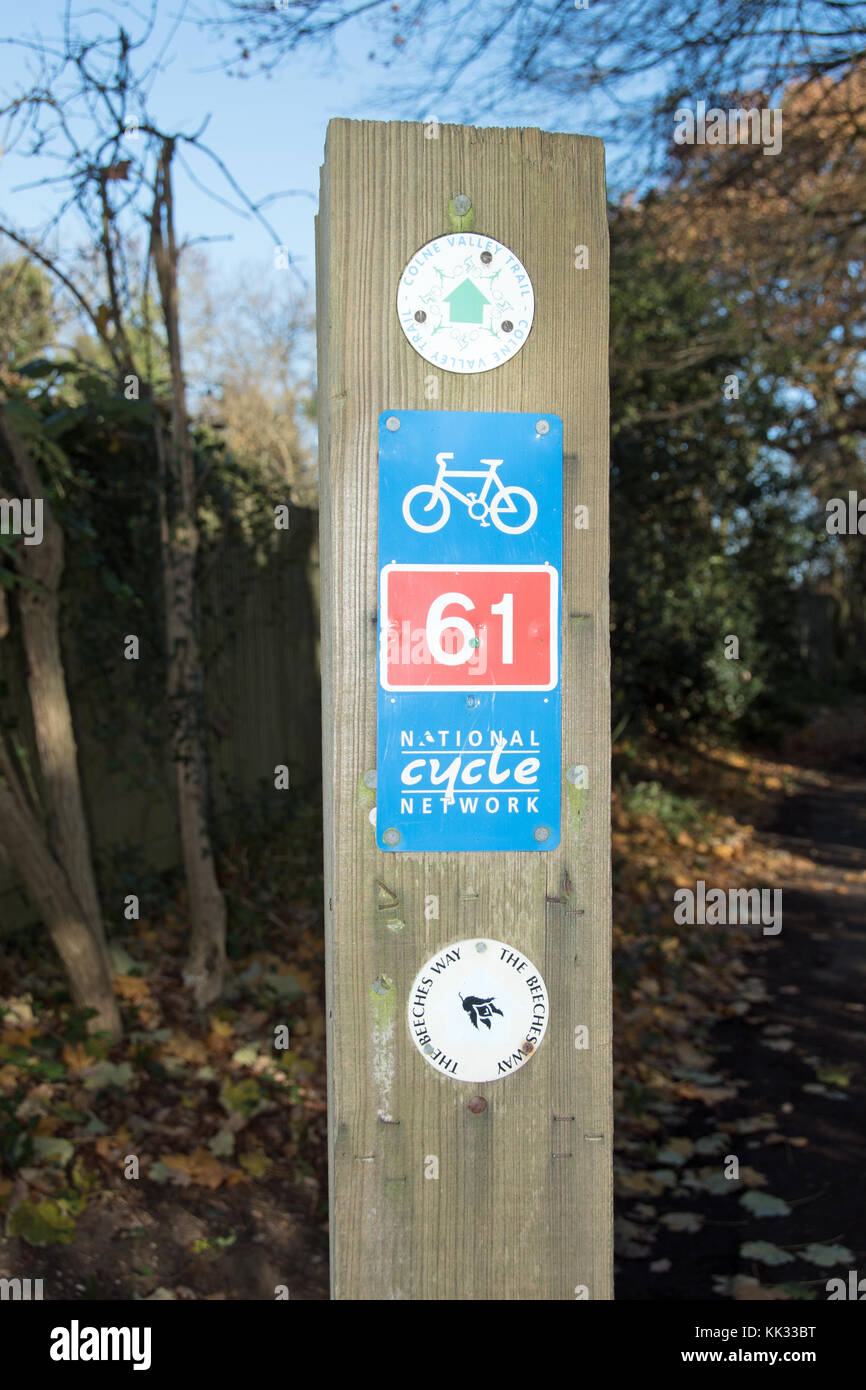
[0,772,120,1037]
[161,491,227,1007]
[151,141,227,1007]
[0,409,121,1039]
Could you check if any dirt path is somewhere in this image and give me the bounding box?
[617,732,866,1300]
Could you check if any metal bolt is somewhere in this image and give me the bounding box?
[536,419,550,435]
[480,250,492,264]
[414,310,427,323]
[466,695,480,709]
[467,1096,487,1114]
[475,941,487,953]
[566,765,588,787]
[372,974,393,994]
[452,194,472,216]
[501,320,513,333]
[385,416,400,431]
[423,1043,435,1055]
[534,825,551,842]
[383,827,401,846]
[363,769,377,789]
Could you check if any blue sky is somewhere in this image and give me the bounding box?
[0,0,623,294]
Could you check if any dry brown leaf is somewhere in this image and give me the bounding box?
[113,975,151,1004]
[159,1034,210,1066]
[161,1148,230,1189]
[62,1042,92,1073]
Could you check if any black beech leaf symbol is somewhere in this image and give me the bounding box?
[460,993,503,1031]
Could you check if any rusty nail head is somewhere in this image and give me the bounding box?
[468,1096,487,1114]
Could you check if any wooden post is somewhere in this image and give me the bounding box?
[316,118,611,1301]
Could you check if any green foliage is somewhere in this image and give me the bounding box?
[0,258,57,367]
[609,206,820,741]
[621,780,707,837]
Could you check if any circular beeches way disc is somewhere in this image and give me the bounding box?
[407,938,549,1083]
[396,234,535,375]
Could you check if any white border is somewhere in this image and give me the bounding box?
[379,562,559,692]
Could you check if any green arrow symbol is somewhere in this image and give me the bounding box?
[443,278,490,325]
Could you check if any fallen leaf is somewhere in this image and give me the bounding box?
[31,1137,74,1167]
[160,1148,230,1190]
[62,1043,92,1073]
[7,1198,76,1246]
[239,1151,270,1178]
[113,974,151,1004]
[739,1167,768,1187]
[207,1130,235,1158]
[733,1280,793,1301]
[740,1241,794,1267]
[660,1211,703,1233]
[159,1033,209,1066]
[739,1190,791,1218]
[82,1060,135,1092]
[800,1242,854,1268]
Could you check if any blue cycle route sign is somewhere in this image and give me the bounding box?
[376,409,562,852]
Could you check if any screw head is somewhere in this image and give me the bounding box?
[468,1096,487,1114]
[414,310,427,323]
[475,941,487,953]
[452,194,472,216]
[480,250,492,264]
[501,320,513,333]
[533,825,551,842]
[385,416,400,431]
[466,695,480,710]
[536,419,550,435]
[383,827,401,846]
[363,769,377,789]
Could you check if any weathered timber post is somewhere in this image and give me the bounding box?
[316,118,611,1301]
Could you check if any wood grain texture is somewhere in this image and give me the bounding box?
[316,119,611,1301]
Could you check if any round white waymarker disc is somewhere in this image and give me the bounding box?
[396,234,535,375]
[407,938,549,1083]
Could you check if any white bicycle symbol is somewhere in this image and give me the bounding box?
[402,452,538,534]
